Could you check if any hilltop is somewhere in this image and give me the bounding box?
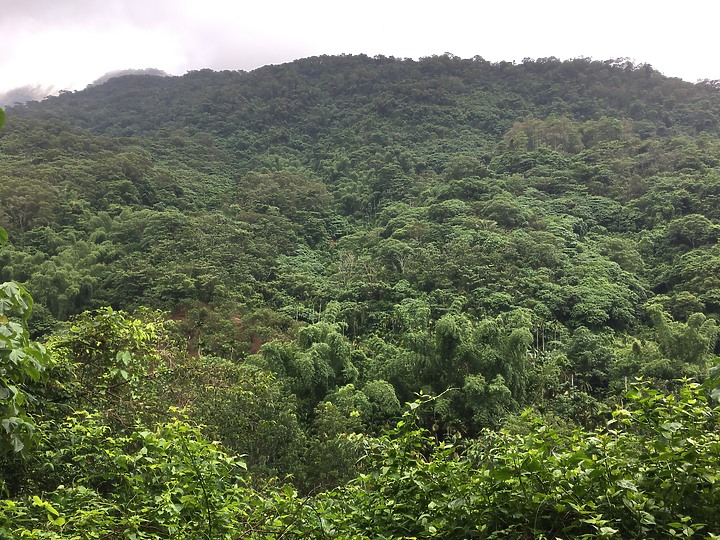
[1,56,720,536]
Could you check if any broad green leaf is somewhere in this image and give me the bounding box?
[12,435,25,453]
[640,512,656,525]
[117,350,132,366]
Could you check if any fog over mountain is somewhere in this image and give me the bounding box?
[2,0,719,103]
[0,68,169,107]
[0,85,56,107]
[88,68,169,87]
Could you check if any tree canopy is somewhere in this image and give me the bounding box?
[2,55,720,536]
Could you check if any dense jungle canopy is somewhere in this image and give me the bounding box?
[2,54,720,538]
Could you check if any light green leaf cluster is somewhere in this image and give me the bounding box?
[310,382,720,538]
[0,225,52,457]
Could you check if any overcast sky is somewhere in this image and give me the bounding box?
[1,0,719,104]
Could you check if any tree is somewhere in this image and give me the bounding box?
[0,226,52,457]
[260,319,359,414]
[312,382,720,538]
[666,213,719,248]
[183,358,306,480]
[647,303,719,367]
[48,307,168,430]
[503,115,583,153]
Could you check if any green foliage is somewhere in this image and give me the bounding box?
[362,379,401,423]
[1,412,255,539]
[181,358,306,481]
[261,320,358,413]
[5,55,720,535]
[0,281,51,457]
[647,304,719,367]
[309,381,720,538]
[4,377,720,538]
[0,226,52,458]
[706,359,720,403]
[47,308,169,429]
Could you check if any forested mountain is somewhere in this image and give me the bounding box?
[2,54,720,538]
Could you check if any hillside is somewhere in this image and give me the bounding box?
[2,54,720,537]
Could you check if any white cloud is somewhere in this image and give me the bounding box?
[1,0,718,100]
